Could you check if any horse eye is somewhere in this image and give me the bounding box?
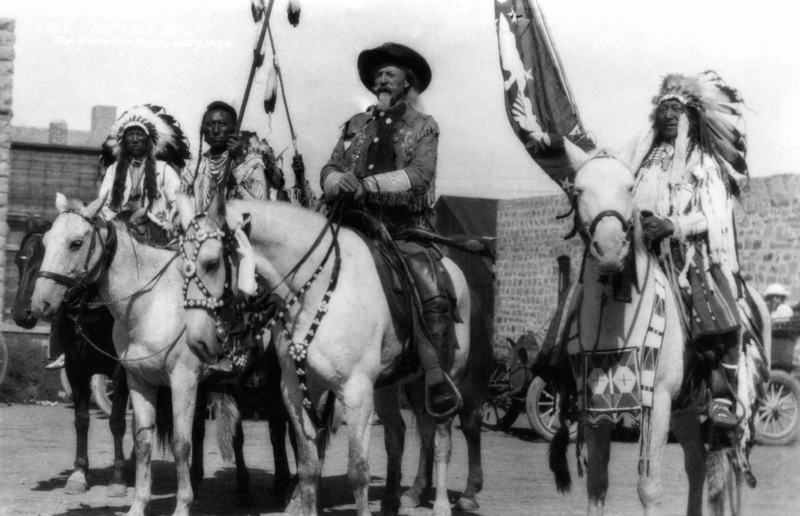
[69,240,83,250]
[205,260,220,272]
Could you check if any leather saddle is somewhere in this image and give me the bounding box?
[339,210,455,388]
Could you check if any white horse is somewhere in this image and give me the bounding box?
[176,195,472,516]
[32,194,202,516]
[548,153,770,516]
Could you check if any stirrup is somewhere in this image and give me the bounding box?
[425,373,463,420]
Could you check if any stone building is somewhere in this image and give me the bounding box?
[492,174,800,348]
[0,18,14,321]
[3,105,114,321]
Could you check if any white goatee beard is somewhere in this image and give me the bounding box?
[376,90,403,111]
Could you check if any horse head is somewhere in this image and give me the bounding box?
[13,215,52,328]
[176,192,241,364]
[572,151,637,276]
[31,193,109,321]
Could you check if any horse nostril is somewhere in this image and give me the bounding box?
[591,240,605,257]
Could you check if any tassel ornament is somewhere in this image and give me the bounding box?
[250,0,263,23]
[263,64,278,115]
[287,0,301,27]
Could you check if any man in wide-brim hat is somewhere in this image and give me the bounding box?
[320,42,461,418]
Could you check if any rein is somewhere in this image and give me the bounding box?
[37,211,180,364]
[181,209,343,425]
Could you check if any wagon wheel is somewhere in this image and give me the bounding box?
[0,334,7,385]
[525,376,578,441]
[755,369,800,446]
[91,375,114,416]
[480,361,520,431]
[91,374,133,416]
[481,398,519,431]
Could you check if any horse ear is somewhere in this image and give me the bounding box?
[82,192,108,220]
[564,139,590,172]
[207,191,226,226]
[25,214,38,232]
[176,192,195,231]
[55,193,70,213]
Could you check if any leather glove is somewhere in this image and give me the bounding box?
[338,171,360,193]
[640,211,674,242]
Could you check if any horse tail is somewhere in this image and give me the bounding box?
[316,391,339,464]
[549,420,572,493]
[215,392,241,463]
[155,386,173,454]
[460,289,493,409]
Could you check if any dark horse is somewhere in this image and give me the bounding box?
[13,215,129,496]
[15,215,297,504]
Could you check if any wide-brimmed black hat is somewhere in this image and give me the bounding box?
[357,42,432,93]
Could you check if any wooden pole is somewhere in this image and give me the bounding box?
[221,0,275,198]
[266,24,308,207]
[237,0,276,133]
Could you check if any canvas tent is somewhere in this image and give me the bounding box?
[434,196,498,341]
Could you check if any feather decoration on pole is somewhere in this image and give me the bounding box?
[287,0,301,27]
[266,25,307,206]
[219,0,275,198]
[252,24,265,68]
[250,0,263,23]
[263,64,278,115]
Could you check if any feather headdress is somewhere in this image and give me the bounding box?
[650,71,748,189]
[99,105,191,169]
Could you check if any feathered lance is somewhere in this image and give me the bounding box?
[265,23,308,207]
[221,0,276,197]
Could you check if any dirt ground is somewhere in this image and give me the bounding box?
[1,404,799,516]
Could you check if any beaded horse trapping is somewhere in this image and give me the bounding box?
[180,212,341,424]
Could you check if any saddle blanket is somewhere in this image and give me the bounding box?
[570,348,642,425]
[567,271,668,426]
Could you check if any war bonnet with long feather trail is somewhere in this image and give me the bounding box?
[99,105,191,170]
[651,71,748,193]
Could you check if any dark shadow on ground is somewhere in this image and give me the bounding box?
[48,465,480,515]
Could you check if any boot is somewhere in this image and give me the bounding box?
[709,398,737,429]
[419,296,461,419]
[708,362,740,429]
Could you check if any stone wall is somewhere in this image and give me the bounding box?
[0,18,13,319]
[736,174,800,293]
[493,174,800,347]
[494,194,582,343]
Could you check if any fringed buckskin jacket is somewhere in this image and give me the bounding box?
[321,102,439,232]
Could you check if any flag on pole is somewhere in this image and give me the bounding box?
[495,0,594,196]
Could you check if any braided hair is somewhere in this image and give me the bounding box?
[110,131,158,211]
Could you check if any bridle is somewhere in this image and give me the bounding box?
[180,208,343,424]
[36,210,118,308]
[564,153,635,247]
[179,213,238,346]
[586,209,633,243]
